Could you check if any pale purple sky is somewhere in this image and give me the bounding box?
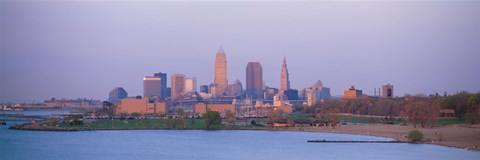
[1,1,480,103]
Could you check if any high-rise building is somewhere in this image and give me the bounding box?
[214,46,228,94]
[200,85,209,93]
[307,92,316,107]
[382,83,394,98]
[153,72,167,99]
[143,76,162,99]
[264,87,278,100]
[185,77,197,93]
[344,86,362,99]
[108,87,128,103]
[209,83,222,97]
[246,62,263,99]
[171,74,186,100]
[226,79,243,97]
[280,57,290,92]
[305,80,331,102]
[166,87,171,98]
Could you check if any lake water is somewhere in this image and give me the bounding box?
[1,124,479,160]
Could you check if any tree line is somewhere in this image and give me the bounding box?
[295,92,480,128]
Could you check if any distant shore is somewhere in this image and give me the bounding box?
[9,122,480,151]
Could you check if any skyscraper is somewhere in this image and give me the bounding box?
[184,77,197,93]
[214,46,228,94]
[246,62,263,99]
[143,76,162,99]
[280,57,290,92]
[171,74,186,100]
[153,72,167,99]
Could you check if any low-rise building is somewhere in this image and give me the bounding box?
[194,103,235,116]
[44,98,101,107]
[116,98,168,114]
[344,86,362,99]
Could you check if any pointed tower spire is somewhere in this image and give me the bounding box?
[280,56,290,91]
[218,45,225,53]
[214,46,228,95]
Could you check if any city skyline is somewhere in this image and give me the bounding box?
[2,1,480,103]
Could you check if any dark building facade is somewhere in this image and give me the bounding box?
[284,89,299,100]
[153,72,167,99]
[200,85,209,94]
[246,62,263,99]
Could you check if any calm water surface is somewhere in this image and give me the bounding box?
[1,125,480,160]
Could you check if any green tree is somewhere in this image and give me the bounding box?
[203,111,221,129]
[465,112,478,124]
[467,93,480,107]
[225,110,235,128]
[407,129,424,142]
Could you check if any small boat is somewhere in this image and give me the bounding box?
[0,121,6,125]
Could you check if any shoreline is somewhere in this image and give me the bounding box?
[8,123,480,151]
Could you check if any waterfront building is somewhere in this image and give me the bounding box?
[280,57,290,93]
[185,77,197,93]
[344,86,362,99]
[171,74,186,100]
[246,62,263,99]
[108,87,128,103]
[200,85,209,93]
[226,79,243,96]
[194,103,235,116]
[214,46,228,94]
[143,76,162,101]
[153,72,167,99]
[44,98,101,107]
[382,83,394,98]
[116,97,168,114]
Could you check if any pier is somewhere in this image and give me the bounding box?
[307,140,407,143]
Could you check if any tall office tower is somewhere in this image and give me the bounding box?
[108,87,128,103]
[171,74,186,100]
[184,77,197,93]
[153,72,167,99]
[214,46,228,94]
[143,76,162,99]
[246,62,263,99]
[382,83,394,98]
[280,57,290,92]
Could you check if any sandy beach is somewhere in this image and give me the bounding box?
[279,124,480,151]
